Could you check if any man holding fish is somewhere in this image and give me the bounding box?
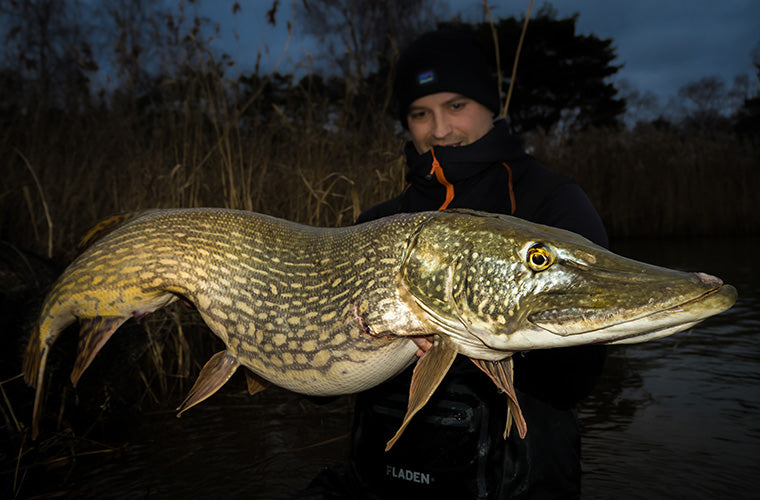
[304,28,608,499]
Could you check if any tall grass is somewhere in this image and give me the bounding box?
[2,95,755,263]
[525,125,759,237]
[0,79,406,261]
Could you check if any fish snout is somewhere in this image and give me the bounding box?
[688,272,738,308]
[692,272,723,289]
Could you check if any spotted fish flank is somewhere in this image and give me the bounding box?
[24,208,737,449]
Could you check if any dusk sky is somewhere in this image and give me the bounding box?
[195,0,759,108]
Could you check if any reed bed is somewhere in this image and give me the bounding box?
[1,89,756,263]
[0,88,406,261]
[525,124,759,238]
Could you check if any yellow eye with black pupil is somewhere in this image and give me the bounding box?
[527,244,554,271]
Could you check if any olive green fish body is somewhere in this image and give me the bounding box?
[26,208,434,399]
[24,208,737,447]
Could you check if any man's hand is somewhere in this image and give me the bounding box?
[412,336,434,357]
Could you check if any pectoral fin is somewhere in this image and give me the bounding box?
[471,357,527,439]
[177,351,240,416]
[245,370,270,396]
[71,316,129,386]
[385,340,458,451]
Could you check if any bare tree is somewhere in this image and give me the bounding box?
[298,0,444,85]
[0,0,97,110]
[677,75,753,129]
[617,79,660,126]
[678,76,726,115]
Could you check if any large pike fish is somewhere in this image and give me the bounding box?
[23,208,737,448]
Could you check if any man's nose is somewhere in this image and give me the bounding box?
[431,113,452,139]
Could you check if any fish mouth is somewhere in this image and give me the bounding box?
[528,281,738,344]
[603,283,738,344]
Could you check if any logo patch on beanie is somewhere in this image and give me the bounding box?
[417,70,436,86]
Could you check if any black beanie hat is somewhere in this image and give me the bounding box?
[394,28,501,128]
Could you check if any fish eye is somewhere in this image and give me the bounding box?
[526,243,555,272]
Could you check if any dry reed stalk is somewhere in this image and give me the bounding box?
[13,433,26,496]
[15,149,53,258]
[501,0,534,118]
[142,318,169,397]
[483,0,503,113]
[0,375,23,433]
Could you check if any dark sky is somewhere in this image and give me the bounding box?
[545,0,759,101]
[198,1,759,106]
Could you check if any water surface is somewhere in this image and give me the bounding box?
[578,237,759,499]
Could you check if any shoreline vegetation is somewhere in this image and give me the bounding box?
[2,97,757,264]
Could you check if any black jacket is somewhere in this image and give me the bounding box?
[357,120,608,248]
[351,119,608,499]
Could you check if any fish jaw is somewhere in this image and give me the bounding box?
[511,280,738,349]
[601,282,737,345]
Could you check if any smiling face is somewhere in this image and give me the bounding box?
[406,92,496,154]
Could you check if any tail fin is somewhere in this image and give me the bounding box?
[23,323,44,387]
[23,323,50,439]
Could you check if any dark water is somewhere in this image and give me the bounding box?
[7,238,759,499]
[578,237,759,499]
[57,393,355,499]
